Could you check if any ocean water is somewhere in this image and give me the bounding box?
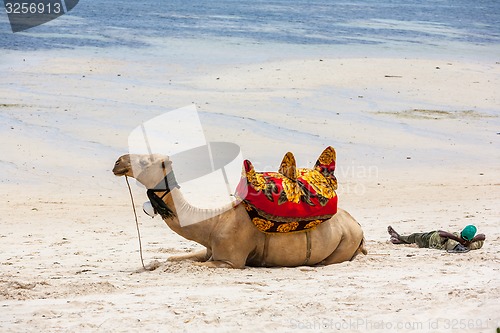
[0,0,499,54]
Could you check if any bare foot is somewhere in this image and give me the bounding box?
[388,226,403,244]
[390,236,403,244]
[387,225,400,238]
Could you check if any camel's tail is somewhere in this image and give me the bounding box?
[359,237,368,255]
[350,238,368,261]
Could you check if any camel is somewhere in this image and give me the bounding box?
[113,153,367,268]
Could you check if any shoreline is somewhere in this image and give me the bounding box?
[2,50,498,180]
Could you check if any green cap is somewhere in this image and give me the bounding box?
[461,225,477,241]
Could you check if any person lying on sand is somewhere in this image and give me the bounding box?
[387,225,485,253]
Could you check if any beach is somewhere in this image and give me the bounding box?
[0,38,499,332]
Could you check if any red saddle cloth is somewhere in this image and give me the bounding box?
[235,146,338,233]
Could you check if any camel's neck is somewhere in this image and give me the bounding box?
[159,188,233,248]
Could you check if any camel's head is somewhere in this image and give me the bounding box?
[113,154,173,189]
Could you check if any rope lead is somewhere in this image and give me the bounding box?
[125,175,147,271]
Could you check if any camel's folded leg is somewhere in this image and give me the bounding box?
[194,260,240,269]
[168,249,211,262]
[321,238,366,265]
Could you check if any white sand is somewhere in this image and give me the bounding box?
[0,45,499,332]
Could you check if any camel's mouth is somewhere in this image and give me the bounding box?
[113,167,128,176]
[112,160,129,176]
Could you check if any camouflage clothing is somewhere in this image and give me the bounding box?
[399,231,484,251]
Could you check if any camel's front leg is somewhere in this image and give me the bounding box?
[168,248,211,262]
[192,242,250,268]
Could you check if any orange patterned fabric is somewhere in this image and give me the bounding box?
[235,147,338,233]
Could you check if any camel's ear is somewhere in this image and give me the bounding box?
[162,158,172,166]
[278,152,297,180]
[157,156,173,173]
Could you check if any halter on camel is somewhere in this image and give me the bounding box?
[145,162,179,219]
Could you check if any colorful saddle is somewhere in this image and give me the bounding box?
[235,146,338,233]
